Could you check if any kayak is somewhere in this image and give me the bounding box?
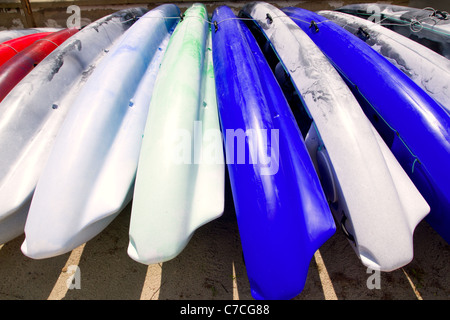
[283,6,450,244]
[20,5,179,259]
[0,32,53,67]
[211,5,335,300]
[128,3,225,265]
[336,3,450,59]
[0,28,79,102]
[319,10,450,115]
[0,28,61,44]
[241,2,430,272]
[0,7,148,245]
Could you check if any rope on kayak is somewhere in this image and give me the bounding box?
[421,7,449,20]
[227,11,425,175]
[34,38,60,47]
[119,12,327,32]
[0,43,19,53]
[115,11,424,175]
[339,7,450,35]
[210,16,259,28]
[118,6,450,36]
[120,15,181,25]
[406,8,450,33]
[324,55,422,174]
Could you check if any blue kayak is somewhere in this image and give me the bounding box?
[211,6,335,300]
[283,7,450,244]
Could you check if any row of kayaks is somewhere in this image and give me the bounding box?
[0,2,449,300]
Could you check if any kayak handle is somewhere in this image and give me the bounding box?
[309,20,319,32]
[357,27,370,40]
[432,10,449,20]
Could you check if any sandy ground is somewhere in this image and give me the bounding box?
[0,180,449,301]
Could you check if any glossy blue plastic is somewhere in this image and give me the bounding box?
[283,7,450,243]
[211,6,336,300]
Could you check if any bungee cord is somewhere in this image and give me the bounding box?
[120,5,450,37]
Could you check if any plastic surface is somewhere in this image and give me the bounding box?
[0,7,148,245]
[283,6,450,244]
[21,5,179,259]
[0,32,53,67]
[319,10,450,115]
[0,28,78,102]
[242,2,430,272]
[128,4,225,265]
[0,28,61,44]
[212,5,335,300]
[336,3,450,59]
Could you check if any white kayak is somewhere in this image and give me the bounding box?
[0,7,147,245]
[337,3,450,59]
[21,4,180,259]
[128,3,225,265]
[241,2,430,272]
[319,10,450,114]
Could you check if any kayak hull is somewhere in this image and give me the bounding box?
[0,7,148,245]
[212,5,335,300]
[0,32,53,67]
[283,6,450,244]
[21,5,180,259]
[319,10,450,115]
[0,28,79,102]
[241,3,430,271]
[128,4,225,265]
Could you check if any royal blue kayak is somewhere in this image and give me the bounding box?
[211,5,335,300]
[283,7,450,243]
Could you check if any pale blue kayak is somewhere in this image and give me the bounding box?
[128,4,225,265]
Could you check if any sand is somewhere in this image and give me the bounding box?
[0,190,449,300]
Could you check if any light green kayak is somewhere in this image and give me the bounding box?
[128,3,225,265]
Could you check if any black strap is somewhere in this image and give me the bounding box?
[341,213,356,243]
[432,10,449,20]
[310,20,319,32]
[357,27,370,40]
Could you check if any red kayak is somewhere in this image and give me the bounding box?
[0,28,78,102]
[0,32,53,67]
